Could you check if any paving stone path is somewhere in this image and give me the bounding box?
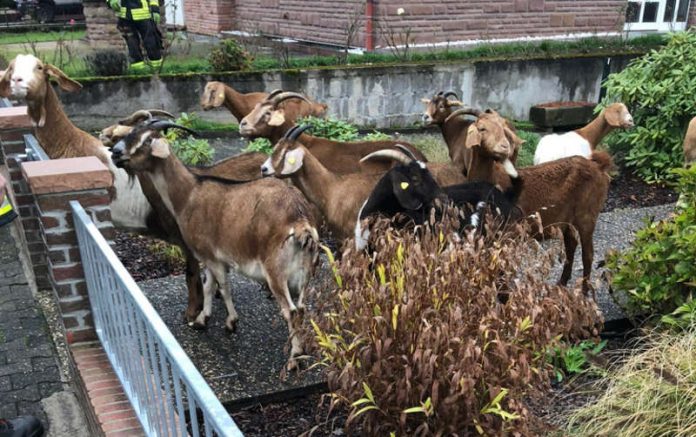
[0,222,90,436]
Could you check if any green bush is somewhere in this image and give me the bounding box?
[362,130,392,141]
[241,138,273,155]
[208,39,252,72]
[548,340,606,382]
[84,49,128,77]
[566,324,696,437]
[601,31,696,183]
[297,116,359,141]
[310,213,602,435]
[515,130,540,168]
[607,165,696,323]
[163,113,214,165]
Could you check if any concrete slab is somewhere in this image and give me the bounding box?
[41,391,91,437]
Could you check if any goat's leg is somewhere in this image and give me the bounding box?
[209,264,238,332]
[192,266,216,329]
[559,229,578,286]
[182,246,204,324]
[579,228,596,299]
[265,272,303,371]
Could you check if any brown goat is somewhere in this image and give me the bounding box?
[239,91,327,143]
[422,92,522,175]
[261,126,460,240]
[100,112,269,323]
[465,111,613,293]
[199,81,269,122]
[112,121,319,371]
[684,116,696,166]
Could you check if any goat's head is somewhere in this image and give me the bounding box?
[603,102,634,129]
[111,120,197,172]
[100,109,175,148]
[200,81,227,110]
[420,91,466,125]
[260,124,312,177]
[361,145,440,211]
[465,109,524,177]
[0,54,81,101]
[239,91,309,138]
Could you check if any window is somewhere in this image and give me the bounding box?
[624,0,691,31]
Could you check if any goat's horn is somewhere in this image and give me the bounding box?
[394,144,418,161]
[267,89,284,100]
[445,107,482,123]
[283,125,300,140]
[289,124,312,141]
[118,109,175,126]
[360,148,412,165]
[271,92,310,107]
[436,91,444,96]
[149,120,199,137]
[118,110,154,126]
[444,91,459,99]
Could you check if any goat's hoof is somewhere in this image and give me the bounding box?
[286,358,301,373]
[224,318,238,332]
[190,321,208,331]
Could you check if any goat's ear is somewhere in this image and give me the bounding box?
[604,105,623,127]
[268,109,286,126]
[465,124,481,149]
[504,127,525,147]
[446,100,464,107]
[207,83,225,107]
[150,138,171,159]
[0,61,13,97]
[281,147,304,174]
[420,98,430,104]
[390,173,422,210]
[45,64,82,92]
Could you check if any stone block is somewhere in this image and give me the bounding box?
[22,157,113,195]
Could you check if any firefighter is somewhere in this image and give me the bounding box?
[107,0,163,72]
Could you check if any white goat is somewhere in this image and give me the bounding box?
[533,102,633,165]
[0,54,151,230]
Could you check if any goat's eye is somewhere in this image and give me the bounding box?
[37,65,43,70]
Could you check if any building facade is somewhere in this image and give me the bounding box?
[182,0,696,49]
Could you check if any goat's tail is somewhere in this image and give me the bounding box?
[289,220,320,267]
[590,151,615,174]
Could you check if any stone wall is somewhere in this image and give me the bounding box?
[57,54,635,130]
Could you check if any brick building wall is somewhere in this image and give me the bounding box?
[184,0,631,47]
[689,1,696,27]
[183,0,236,36]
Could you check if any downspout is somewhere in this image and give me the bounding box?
[365,0,375,51]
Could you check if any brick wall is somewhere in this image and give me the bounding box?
[689,0,696,28]
[184,0,235,35]
[185,0,626,47]
[22,156,115,344]
[0,106,51,290]
[84,1,125,49]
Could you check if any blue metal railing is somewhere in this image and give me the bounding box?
[71,201,243,437]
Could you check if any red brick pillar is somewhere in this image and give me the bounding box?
[22,157,114,344]
[0,106,53,289]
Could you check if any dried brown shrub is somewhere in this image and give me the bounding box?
[309,210,603,435]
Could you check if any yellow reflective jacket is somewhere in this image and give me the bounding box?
[113,0,159,21]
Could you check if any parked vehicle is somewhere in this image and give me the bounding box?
[14,0,82,23]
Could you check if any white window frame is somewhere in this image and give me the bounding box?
[624,0,691,32]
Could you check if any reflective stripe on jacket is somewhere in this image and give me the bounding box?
[113,0,159,21]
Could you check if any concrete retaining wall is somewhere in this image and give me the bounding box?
[59,54,637,130]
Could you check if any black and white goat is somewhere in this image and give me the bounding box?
[355,146,522,250]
